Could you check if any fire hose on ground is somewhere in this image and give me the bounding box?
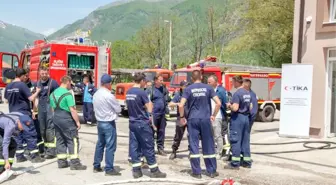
[1,131,335,185]
[79,131,336,154]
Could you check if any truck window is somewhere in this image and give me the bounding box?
[1,54,18,84]
[170,71,191,87]
[144,72,156,81]
[161,73,170,82]
[202,72,216,84]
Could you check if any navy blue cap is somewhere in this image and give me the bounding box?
[19,115,31,124]
[101,74,112,84]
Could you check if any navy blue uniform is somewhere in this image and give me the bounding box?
[230,87,251,167]
[249,90,258,130]
[182,83,217,175]
[36,78,59,156]
[5,81,40,160]
[148,86,167,151]
[126,87,159,173]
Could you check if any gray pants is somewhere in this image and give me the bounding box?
[212,118,224,155]
[38,104,56,156]
[53,110,80,167]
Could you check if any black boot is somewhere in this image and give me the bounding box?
[16,157,28,163]
[150,170,167,178]
[158,149,167,156]
[70,163,87,170]
[169,150,177,160]
[133,171,143,179]
[31,156,45,163]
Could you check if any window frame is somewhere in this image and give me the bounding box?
[330,0,336,22]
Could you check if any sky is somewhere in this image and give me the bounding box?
[0,0,116,35]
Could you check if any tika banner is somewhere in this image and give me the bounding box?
[279,64,313,138]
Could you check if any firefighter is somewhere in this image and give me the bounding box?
[147,74,169,156]
[207,75,229,160]
[49,76,86,170]
[0,112,30,173]
[178,70,221,179]
[35,66,59,159]
[225,75,252,169]
[78,74,97,125]
[4,68,44,163]
[168,80,189,160]
[243,79,258,131]
[126,72,166,179]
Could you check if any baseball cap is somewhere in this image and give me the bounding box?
[101,74,112,84]
[19,115,31,125]
[180,80,189,87]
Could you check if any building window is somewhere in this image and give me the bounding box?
[331,0,336,22]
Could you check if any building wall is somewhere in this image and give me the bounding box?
[292,0,336,138]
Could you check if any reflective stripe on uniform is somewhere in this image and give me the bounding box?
[8,158,14,164]
[16,150,24,154]
[231,157,240,161]
[189,154,201,158]
[57,154,67,159]
[22,144,27,147]
[148,163,158,168]
[243,157,251,161]
[0,160,4,165]
[45,138,57,148]
[30,149,39,154]
[37,141,44,146]
[203,154,216,158]
[132,163,142,168]
[73,137,79,159]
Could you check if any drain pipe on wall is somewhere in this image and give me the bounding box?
[297,0,305,64]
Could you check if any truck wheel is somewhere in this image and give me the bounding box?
[121,110,129,117]
[259,105,275,122]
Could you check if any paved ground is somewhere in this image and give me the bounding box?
[1,105,336,185]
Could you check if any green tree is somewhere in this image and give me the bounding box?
[225,0,294,67]
[111,40,142,69]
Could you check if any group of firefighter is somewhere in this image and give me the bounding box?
[0,66,258,179]
[126,70,258,179]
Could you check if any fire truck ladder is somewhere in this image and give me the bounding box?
[204,62,282,73]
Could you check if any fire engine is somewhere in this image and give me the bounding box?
[0,31,111,105]
[169,56,282,122]
[115,67,173,116]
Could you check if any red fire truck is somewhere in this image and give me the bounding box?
[115,67,173,116]
[169,57,282,122]
[0,32,111,105]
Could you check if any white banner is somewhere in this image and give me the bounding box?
[279,64,313,138]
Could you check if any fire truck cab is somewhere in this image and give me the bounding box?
[0,31,111,106]
[115,68,173,117]
[170,57,282,122]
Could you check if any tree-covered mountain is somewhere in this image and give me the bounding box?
[0,20,44,53]
[49,0,294,68]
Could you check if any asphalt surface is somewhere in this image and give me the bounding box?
[1,106,335,185]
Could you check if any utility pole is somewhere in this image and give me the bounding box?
[165,20,172,70]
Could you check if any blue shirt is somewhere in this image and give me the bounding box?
[0,112,22,160]
[215,86,227,118]
[5,81,32,115]
[126,87,150,122]
[171,91,188,118]
[182,83,216,119]
[84,85,93,103]
[151,86,166,116]
[231,87,251,116]
[250,90,258,118]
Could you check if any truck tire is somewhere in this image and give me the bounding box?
[121,109,129,117]
[259,105,275,122]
